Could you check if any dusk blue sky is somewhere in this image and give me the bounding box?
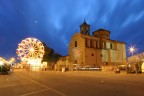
[0,0,144,59]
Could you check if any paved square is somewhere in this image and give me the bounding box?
[0,70,144,96]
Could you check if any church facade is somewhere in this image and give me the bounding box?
[69,21,126,69]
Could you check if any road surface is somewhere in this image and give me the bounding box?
[0,69,144,96]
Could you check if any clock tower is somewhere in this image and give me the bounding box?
[80,20,90,35]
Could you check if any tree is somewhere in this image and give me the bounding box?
[52,53,61,63]
[42,42,61,64]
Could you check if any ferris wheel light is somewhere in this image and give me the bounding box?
[30,47,35,52]
[16,37,45,63]
[33,38,37,41]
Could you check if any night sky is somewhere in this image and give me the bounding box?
[0,0,144,59]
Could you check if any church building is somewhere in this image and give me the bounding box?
[69,20,126,69]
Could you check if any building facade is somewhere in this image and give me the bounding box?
[69,21,126,69]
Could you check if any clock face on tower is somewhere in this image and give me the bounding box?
[82,26,88,31]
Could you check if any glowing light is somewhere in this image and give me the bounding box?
[28,58,41,65]
[0,57,8,65]
[30,47,35,52]
[16,37,45,62]
[27,58,42,71]
[0,61,4,65]
[9,57,15,63]
[16,37,45,70]
[129,46,135,56]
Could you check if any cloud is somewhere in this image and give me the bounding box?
[0,0,144,57]
[135,11,144,21]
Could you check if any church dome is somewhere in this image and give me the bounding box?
[92,28,110,39]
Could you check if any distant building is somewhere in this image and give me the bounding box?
[69,20,126,69]
[55,56,70,71]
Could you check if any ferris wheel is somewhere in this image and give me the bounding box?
[16,38,45,62]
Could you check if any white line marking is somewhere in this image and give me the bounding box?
[0,82,30,89]
[20,89,48,96]
[20,75,67,96]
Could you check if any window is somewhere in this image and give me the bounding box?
[91,53,94,56]
[97,41,99,48]
[103,42,106,49]
[75,41,77,47]
[95,41,97,48]
[90,40,93,47]
[93,41,96,48]
[110,43,113,49]
[75,60,77,64]
[85,39,88,47]
[106,62,108,66]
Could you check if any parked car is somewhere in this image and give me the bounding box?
[0,64,11,75]
[127,70,136,74]
[126,64,136,74]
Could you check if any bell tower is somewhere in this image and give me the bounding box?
[80,20,90,35]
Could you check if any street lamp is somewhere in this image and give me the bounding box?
[129,46,135,56]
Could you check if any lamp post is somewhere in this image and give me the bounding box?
[129,46,135,64]
[128,46,139,73]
